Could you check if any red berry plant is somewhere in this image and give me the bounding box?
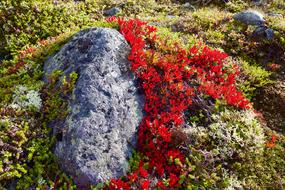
[105,17,250,190]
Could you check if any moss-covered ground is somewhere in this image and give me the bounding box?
[0,0,285,189]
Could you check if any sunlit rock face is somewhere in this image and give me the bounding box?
[44,27,144,188]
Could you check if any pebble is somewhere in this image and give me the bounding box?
[103,7,121,16]
[183,3,196,11]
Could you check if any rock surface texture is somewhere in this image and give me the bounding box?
[43,28,144,187]
[233,10,265,26]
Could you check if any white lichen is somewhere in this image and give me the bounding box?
[185,109,265,159]
[224,172,244,190]
[10,85,42,111]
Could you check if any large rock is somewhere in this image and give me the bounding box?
[44,28,144,187]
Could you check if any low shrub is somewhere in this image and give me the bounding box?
[235,58,273,100]
[0,0,99,55]
[184,108,285,189]
[102,17,249,189]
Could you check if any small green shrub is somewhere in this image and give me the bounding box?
[0,31,74,188]
[191,7,231,29]
[183,108,285,189]
[235,58,273,100]
[186,109,265,160]
[224,0,247,12]
[0,0,98,55]
[268,0,285,14]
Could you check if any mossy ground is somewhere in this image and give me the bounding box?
[0,0,285,189]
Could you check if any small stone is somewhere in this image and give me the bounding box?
[233,10,265,26]
[167,15,176,19]
[252,26,275,40]
[252,0,263,6]
[103,7,121,16]
[0,54,12,61]
[183,3,196,11]
[183,2,191,7]
[252,26,266,37]
[267,13,283,17]
[265,28,275,40]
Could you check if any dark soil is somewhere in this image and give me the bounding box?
[253,80,285,134]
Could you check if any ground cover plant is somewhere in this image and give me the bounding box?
[101,17,250,189]
[1,0,285,189]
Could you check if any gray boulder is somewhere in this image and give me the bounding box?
[44,28,144,187]
[233,10,265,26]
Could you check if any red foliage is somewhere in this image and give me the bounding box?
[266,134,278,148]
[169,173,179,187]
[268,63,281,71]
[8,61,26,74]
[156,180,168,190]
[140,179,150,190]
[108,179,130,190]
[19,47,36,59]
[104,17,250,189]
[7,47,37,75]
[139,166,148,178]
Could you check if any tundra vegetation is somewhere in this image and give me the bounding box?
[0,0,285,189]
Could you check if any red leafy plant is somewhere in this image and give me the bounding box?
[266,134,278,148]
[104,17,250,189]
[7,36,60,75]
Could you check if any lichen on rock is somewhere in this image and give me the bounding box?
[43,27,144,187]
